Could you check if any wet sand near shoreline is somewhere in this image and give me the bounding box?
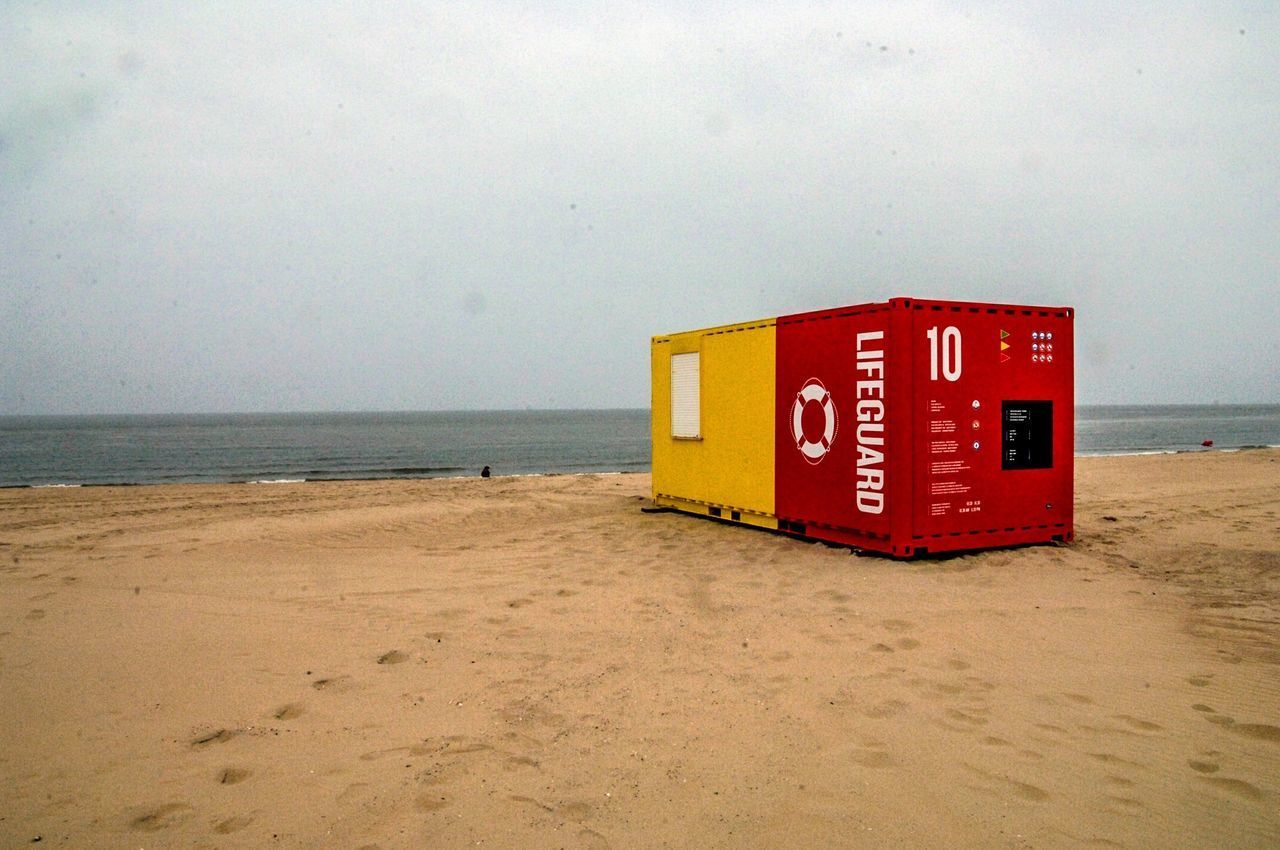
[1,450,1277,848]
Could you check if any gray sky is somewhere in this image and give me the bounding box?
[2,2,1277,413]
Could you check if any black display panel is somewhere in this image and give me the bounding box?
[1002,401,1053,470]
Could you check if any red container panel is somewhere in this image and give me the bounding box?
[774,302,908,549]
[905,300,1074,554]
[772,297,1073,556]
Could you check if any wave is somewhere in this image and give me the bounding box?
[1075,444,1280,458]
[298,466,468,478]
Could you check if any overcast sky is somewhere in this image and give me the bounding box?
[2,2,1276,413]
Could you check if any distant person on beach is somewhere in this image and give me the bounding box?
[480,466,491,478]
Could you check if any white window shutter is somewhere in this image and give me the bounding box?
[670,352,701,438]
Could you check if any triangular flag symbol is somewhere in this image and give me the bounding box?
[1000,341,1010,352]
[1000,329,1010,339]
[999,352,1011,363]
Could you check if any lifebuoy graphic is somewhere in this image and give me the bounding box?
[790,378,838,464]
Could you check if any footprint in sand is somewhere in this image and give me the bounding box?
[964,764,1050,802]
[213,814,254,834]
[862,699,908,719]
[558,800,595,820]
[850,747,894,768]
[1198,776,1264,801]
[1187,760,1219,774]
[946,708,988,727]
[415,793,450,812]
[578,827,610,850]
[377,650,409,665]
[506,598,534,608]
[1105,795,1145,813]
[510,794,556,814]
[273,703,305,721]
[218,767,252,785]
[338,783,371,804]
[1187,675,1213,687]
[360,746,424,762]
[25,609,45,621]
[1201,714,1280,742]
[1112,714,1162,732]
[1087,752,1145,771]
[312,675,354,692]
[191,729,236,748]
[127,803,192,832]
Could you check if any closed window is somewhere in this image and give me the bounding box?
[670,352,701,438]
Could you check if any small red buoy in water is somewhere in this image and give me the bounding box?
[1201,440,1214,447]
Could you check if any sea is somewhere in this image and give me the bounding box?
[1,406,1277,488]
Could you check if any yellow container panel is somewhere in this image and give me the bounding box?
[651,320,776,524]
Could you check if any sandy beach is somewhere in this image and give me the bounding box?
[1,449,1277,849]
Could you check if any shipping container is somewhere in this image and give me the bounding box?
[651,297,1074,557]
